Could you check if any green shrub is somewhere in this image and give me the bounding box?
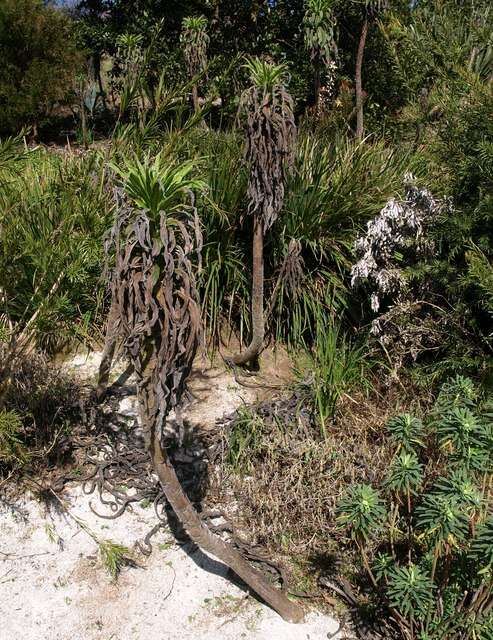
[0,409,28,466]
[0,0,81,134]
[336,375,493,639]
[0,146,112,350]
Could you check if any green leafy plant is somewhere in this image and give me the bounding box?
[336,376,493,638]
[0,409,28,466]
[385,451,423,497]
[98,540,133,579]
[299,306,369,435]
[303,0,337,106]
[386,413,425,452]
[110,153,205,218]
[386,563,434,621]
[336,483,386,543]
[0,0,81,134]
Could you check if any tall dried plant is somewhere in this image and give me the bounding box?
[231,59,297,366]
[97,160,304,623]
[180,15,209,114]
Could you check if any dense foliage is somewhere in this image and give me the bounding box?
[0,0,81,134]
[337,376,493,638]
[0,0,491,635]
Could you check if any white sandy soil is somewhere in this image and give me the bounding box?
[0,350,345,640]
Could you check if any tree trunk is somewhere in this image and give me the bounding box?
[80,87,88,149]
[312,49,322,110]
[141,392,304,624]
[231,215,264,366]
[94,52,108,114]
[355,17,368,142]
[95,300,119,402]
[191,84,208,129]
[192,84,200,115]
[313,63,321,110]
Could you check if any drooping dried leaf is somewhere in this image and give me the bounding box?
[105,188,202,437]
[241,80,297,232]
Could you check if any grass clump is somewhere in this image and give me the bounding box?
[0,349,82,478]
[98,540,134,580]
[219,385,397,557]
[297,306,371,436]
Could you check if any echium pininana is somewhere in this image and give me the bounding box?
[351,175,448,313]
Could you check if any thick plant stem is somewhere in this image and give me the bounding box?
[231,215,264,366]
[313,59,321,109]
[355,17,368,142]
[191,84,207,130]
[191,84,200,115]
[147,421,304,623]
[95,300,119,401]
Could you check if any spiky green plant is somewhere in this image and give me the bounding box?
[434,375,478,412]
[416,493,470,552]
[337,376,493,638]
[433,469,484,516]
[336,483,386,543]
[110,153,205,218]
[436,406,488,470]
[386,413,425,452]
[385,451,423,496]
[386,563,434,621]
[336,483,386,586]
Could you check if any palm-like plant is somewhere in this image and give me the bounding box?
[303,0,337,107]
[116,33,145,119]
[180,15,209,115]
[97,156,304,624]
[230,59,296,366]
[96,155,204,399]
